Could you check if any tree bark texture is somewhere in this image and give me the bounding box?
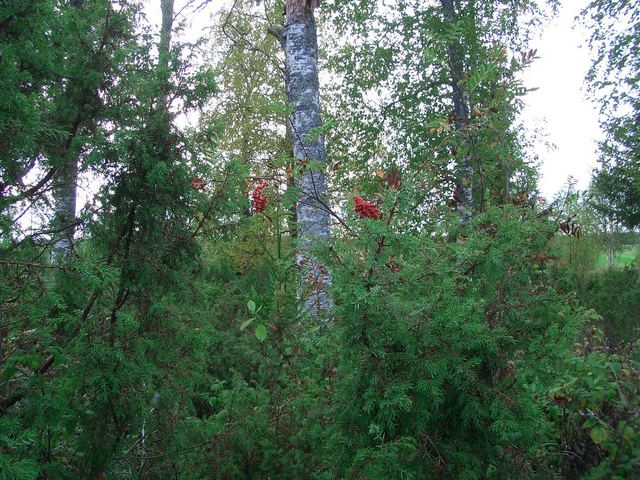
[283,0,332,321]
[50,155,78,262]
[441,0,473,223]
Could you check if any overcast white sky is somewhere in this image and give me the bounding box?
[519,0,601,199]
[144,0,602,200]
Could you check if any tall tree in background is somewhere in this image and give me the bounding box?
[49,0,85,262]
[0,0,129,262]
[322,0,555,226]
[440,0,473,222]
[206,0,293,231]
[585,0,640,228]
[209,2,285,165]
[283,0,332,320]
[50,0,121,262]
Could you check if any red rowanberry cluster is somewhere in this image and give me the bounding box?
[252,180,268,213]
[353,196,382,219]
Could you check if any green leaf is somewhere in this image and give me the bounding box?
[255,323,267,342]
[622,425,636,443]
[247,300,256,314]
[260,98,291,116]
[65,417,78,436]
[240,318,254,331]
[590,425,609,445]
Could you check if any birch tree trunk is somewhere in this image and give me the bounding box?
[51,148,78,262]
[283,0,332,321]
[50,0,88,263]
[440,0,473,223]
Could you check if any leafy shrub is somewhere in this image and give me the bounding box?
[546,335,640,479]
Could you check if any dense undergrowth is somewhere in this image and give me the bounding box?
[1,0,639,479]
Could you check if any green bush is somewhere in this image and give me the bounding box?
[546,337,640,479]
[580,268,640,346]
[323,205,584,479]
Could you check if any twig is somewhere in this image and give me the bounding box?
[0,260,69,270]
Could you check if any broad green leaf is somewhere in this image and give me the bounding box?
[247,300,256,314]
[255,323,267,342]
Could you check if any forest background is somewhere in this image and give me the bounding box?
[0,0,638,479]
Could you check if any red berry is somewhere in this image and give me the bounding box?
[252,180,268,213]
[353,195,382,219]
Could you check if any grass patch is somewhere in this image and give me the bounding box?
[597,245,639,269]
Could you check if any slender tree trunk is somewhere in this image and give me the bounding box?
[50,0,88,263]
[441,0,473,223]
[159,0,174,111]
[51,153,78,262]
[127,0,175,464]
[283,0,331,321]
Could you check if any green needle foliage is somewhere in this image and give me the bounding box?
[0,0,638,479]
[327,204,584,479]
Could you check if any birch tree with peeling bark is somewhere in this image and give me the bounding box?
[282,0,332,320]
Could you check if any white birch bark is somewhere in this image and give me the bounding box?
[283,0,332,321]
[51,157,78,263]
